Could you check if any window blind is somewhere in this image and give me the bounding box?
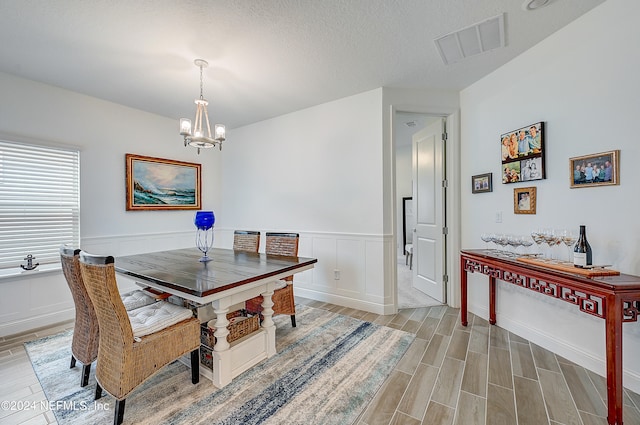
[0,140,80,270]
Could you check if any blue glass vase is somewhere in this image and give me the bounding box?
[194,211,215,262]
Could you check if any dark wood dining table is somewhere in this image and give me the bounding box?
[460,249,640,425]
[115,247,317,388]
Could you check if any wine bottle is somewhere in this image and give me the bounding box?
[573,225,592,268]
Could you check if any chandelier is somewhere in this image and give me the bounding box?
[179,59,226,154]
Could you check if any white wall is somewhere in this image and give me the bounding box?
[219,89,389,313]
[0,72,222,335]
[221,89,383,233]
[460,0,640,392]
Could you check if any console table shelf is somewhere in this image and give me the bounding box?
[460,249,640,425]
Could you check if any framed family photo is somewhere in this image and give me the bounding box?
[125,154,201,210]
[513,186,536,214]
[569,150,619,189]
[501,122,545,184]
[471,173,493,194]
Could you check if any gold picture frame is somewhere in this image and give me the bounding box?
[513,186,536,214]
[569,149,619,188]
[125,154,201,211]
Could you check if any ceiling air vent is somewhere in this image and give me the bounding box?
[434,13,505,65]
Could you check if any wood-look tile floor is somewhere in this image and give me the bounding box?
[2,299,640,424]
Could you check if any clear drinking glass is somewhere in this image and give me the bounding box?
[480,233,492,251]
[494,234,509,255]
[520,236,534,255]
[544,229,563,262]
[507,235,521,256]
[531,229,544,256]
[561,229,578,264]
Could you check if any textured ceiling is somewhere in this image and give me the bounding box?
[0,0,605,129]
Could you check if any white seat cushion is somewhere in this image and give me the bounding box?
[128,301,194,338]
[120,290,156,311]
[274,279,288,290]
[405,244,413,254]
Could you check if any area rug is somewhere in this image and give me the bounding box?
[24,304,414,425]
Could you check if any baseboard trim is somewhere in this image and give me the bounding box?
[295,287,392,315]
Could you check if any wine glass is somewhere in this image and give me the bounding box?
[507,235,521,257]
[543,229,562,262]
[561,229,578,264]
[520,236,534,256]
[530,229,544,256]
[494,234,509,255]
[480,233,492,251]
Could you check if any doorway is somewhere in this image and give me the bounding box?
[394,111,445,309]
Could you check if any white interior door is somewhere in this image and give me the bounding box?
[412,118,445,302]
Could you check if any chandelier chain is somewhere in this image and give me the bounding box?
[199,63,204,100]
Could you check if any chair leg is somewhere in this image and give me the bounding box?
[81,363,91,387]
[114,399,126,425]
[290,314,296,327]
[190,348,200,384]
[95,383,103,400]
[70,355,76,368]
[409,253,413,270]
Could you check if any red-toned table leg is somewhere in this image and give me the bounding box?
[489,276,497,325]
[461,258,468,326]
[605,295,623,425]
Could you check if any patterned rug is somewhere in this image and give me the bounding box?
[25,305,414,425]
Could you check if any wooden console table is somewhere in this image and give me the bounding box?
[460,249,640,425]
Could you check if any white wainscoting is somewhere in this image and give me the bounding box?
[0,270,74,337]
[0,231,194,337]
[215,229,396,315]
[0,229,396,337]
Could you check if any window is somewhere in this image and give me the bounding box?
[0,139,80,270]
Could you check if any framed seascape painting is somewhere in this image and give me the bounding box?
[471,173,492,194]
[569,150,619,189]
[501,122,545,184]
[125,154,201,210]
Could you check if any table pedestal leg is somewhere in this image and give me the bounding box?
[261,289,276,357]
[212,306,231,388]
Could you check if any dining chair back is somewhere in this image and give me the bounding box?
[60,245,99,387]
[245,232,299,327]
[78,251,200,425]
[233,230,260,253]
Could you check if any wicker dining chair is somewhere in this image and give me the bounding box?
[60,246,158,388]
[78,251,200,425]
[60,246,99,387]
[245,232,299,327]
[233,230,260,253]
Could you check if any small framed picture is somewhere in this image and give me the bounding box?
[471,173,493,194]
[569,150,619,189]
[514,186,536,214]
